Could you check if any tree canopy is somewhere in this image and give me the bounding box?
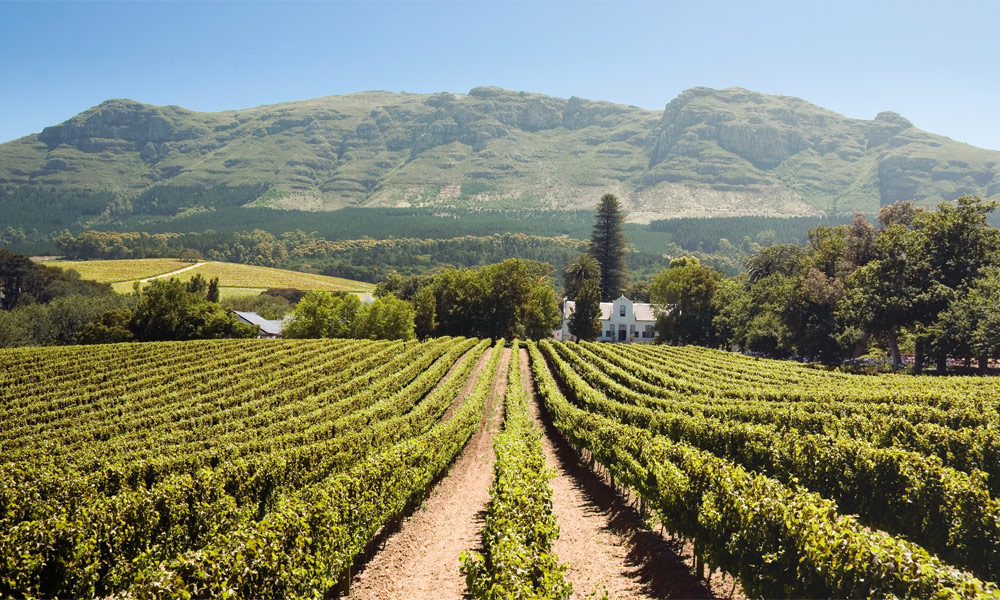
[562,253,600,301]
[568,278,602,341]
[128,278,255,342]
[650,257,722,346]
[376,259,561,340]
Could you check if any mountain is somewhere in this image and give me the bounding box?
[1,86,998,223]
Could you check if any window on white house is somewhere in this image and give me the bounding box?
[620,304,626,317]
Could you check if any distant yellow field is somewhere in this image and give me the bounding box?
[46,258,187,283]
[180,262,373,292]
[43,258,375,296]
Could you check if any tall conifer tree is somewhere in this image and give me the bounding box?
[589,193,628,300]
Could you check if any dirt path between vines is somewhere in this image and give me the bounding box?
[346,346,510,600]
[520,348,739,600]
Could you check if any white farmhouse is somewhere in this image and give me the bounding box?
[557,295,658,342]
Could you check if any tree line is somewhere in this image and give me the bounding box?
[52,230,593,282]
[645,196,1000,373]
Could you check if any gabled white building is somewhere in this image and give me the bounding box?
[557,295,658,342]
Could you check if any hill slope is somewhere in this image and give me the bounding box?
[42,258,375,295]
[2,86,998,223]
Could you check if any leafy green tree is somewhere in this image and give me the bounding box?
[374,270,404,298]
[624,279,650,302]
[352,294,416,340]
[178,248,203,262]
[412,285,437,339]
[0,293,133,347]
[568,278,602,341]
[418,259,559,339]
[283,290,361,339]
[839,223,916,368]
[841,196,999,372]
[744,244,806,285]
[0,304,42,347]
[129,278,254,341]
[479,259,560,339]
[589,193,628,300]
[206,277,220,303]
[711,277,751,349]
[429,267,487,337]
[78,309,134,344]
[924,267,1000,373]
[650,257,721,346]
[186,273,209,294]
[562,253,600,300]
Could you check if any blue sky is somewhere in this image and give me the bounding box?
[2,1,999,150]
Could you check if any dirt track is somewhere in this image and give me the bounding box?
[520,348,731,600]
[346,347,510,599]
[345,345,741,600]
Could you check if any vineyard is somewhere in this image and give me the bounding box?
[2,337,1000,598]
[532,340,1000,599]
[0,337,499,598]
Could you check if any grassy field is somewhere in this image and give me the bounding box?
[44,258,375,297]
[45,258,188,283]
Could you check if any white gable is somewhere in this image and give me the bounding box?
[563,296,657,324]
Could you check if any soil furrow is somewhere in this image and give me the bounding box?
[519,347,736,600]
[346,347,510,599]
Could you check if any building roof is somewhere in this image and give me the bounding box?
[231,311,284,336]
[563,297,658,322]
[632,302,656,321]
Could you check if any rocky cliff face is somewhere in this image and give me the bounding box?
[38,100,209,151]
[1,87,998,219]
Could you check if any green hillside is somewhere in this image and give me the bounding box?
[41,258,375,296]
[1,86,998,231]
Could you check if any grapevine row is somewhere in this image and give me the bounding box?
[462,340,572,599]
[542,340,1000,581]
[528,341,1000,599]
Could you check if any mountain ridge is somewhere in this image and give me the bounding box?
[1,86,998,223]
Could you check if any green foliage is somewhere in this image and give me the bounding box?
[412,286,437,340]
[462,340,572,599]
[589,194,628,301]
[562,253,600,301]
[568,279,602,342]
[0,293,131,348]
[650,257,721,346]
[284,290,415,341]
[352,294,416,341]
[0,248,128,348]
[77,309,134,344]
[407,259,561,340]
[840,196,1000,370]
[128,278,255,341]
[283,290,360,339]
[0,249,111,309]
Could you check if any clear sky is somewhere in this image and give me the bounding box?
[2,1,998,150]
